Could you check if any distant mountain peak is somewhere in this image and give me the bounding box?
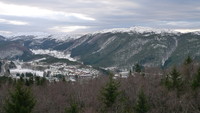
[192,31,200,35]
[91,26,179,35]
[1,32,82,42]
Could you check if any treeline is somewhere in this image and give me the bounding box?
[0,56,200,113]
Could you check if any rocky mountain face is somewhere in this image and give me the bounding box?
[1,27,200,69]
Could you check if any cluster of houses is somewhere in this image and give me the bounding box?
[43,63,99,82]
[1,59,100,82]
[1,59,139,82]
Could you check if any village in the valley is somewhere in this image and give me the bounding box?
[0,59,100,82]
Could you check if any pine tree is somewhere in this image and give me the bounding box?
[25,79,30,86]
[65,96,83,113]
[164,67,183,90]
[191,67,200,90]
[134,90,150,113]
[21,73,25,77]
[135,64,141,73]
[184,55,193,65]
[62,77,66,82]
[170,67,183,90]
[129,69,132,76]
[19,76,24,83]
[29,76,34,85]
[183,56,193,81]
[163,74,171,89]
[100,74,120,112]
[16,73,20,77]
[163,67,183,97]
[65,101,79,113]
[40,77,46,85]
[35,76,41,85]
[3,82,36,113]
[117,90,132,113]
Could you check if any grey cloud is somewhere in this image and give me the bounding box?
[0,0,200,33]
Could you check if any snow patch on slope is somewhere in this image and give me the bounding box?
[161,37,178,66]
[96,36,117,52]
[152,44,167,49]
[31,49,76,61]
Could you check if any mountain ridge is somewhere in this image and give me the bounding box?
[1,27,200,69]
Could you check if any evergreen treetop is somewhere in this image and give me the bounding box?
[3,82,36,113]
[191,67,200,90]
[100,74,121,112]
[184,55,193,65]
[134,89,150,113]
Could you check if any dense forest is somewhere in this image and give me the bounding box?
[0,56,200,113]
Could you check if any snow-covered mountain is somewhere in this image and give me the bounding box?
[66,27,200,68]
[91,26,179,35]
[1,26,200,68]
[1,32,82,42]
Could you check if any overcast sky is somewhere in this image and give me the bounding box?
[0,0,200,34]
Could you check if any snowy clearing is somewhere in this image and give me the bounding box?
[31,49,76,61]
